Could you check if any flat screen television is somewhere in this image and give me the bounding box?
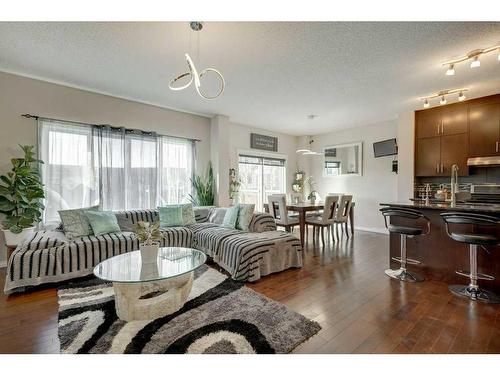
[373,138,397,158]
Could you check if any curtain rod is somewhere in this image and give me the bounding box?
[21,114,201,142]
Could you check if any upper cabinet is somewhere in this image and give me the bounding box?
[416,106,468,139]
[415,104,469,177]
[469,102,500,157]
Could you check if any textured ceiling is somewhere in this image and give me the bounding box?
[0,22,499,135]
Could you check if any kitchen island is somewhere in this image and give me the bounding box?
[380,201,500,293]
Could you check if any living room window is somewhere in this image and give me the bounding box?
[38,118,194,225]
[238,154,286,211]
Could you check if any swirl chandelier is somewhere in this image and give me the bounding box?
[169,22,225,100]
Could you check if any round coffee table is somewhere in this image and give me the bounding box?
[94,247,206,322]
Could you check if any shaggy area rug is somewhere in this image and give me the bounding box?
[57,265,321,353]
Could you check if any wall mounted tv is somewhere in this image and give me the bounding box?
[373,138,397,158]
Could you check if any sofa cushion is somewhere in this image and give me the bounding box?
[222,205,240,228]
[85,211,121,236]
[58,205,99,240]
[208,207,227,224]
[236,204,255,231]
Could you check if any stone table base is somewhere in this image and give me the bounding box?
[113,271,194,322]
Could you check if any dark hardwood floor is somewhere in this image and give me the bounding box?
[1,229,500,354]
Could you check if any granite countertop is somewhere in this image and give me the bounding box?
[380,201,500,213]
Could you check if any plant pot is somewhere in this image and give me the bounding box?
[140,244,159,264]
[2,227,35,247]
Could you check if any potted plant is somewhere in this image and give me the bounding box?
[229,169,241,206]
[305,176,318,204]
[188,162,215,206]
[134,221,162,264]
[0,145,45,247]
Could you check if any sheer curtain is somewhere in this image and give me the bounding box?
[157,136,194,205]
[38,119,195,225]
[38,119,99,226]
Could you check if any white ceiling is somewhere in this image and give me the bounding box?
[0,22,499,135]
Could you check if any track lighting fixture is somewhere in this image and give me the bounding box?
[470,56,481,68]
[420,88,469,109]
[446,64,455,76]
[442,44,499,75]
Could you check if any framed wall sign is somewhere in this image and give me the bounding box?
[250,133,278,152]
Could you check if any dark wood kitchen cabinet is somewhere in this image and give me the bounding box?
[469,102,500,157]
[415,104,469,177]
[416,106,467,139]
[415,133,468,176]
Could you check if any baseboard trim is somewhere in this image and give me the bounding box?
[354,226,388,235]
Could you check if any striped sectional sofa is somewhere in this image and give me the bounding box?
[4,207,302,294]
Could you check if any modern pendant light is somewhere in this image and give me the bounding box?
[423,99,430,108]
[440,96,447,105]
[169,22,225,100]
[458,91,466,101]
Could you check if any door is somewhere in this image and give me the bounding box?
[415,137,441,176]
[440,133,469,176]
[238,154,286,211]
[469,102,500,157]
[416,111,442,139]
[441,107,468,136]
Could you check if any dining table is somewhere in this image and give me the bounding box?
[263,201,355,248]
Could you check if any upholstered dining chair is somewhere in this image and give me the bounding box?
[332,195,353,240]
[268,194,299,232]
[305,195,339,247]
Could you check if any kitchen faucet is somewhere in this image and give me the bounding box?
[450,164,459,207]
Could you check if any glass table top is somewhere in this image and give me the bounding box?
[93,247,207,283]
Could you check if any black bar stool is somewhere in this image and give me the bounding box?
[441,212,500,304]
[380,207,430,282]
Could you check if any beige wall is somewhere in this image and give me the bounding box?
[0,71,211,263]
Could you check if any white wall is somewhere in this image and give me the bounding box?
[0,71,211,264]
[303,120,399,233]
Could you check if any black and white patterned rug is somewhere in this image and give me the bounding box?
[57,265,321,353]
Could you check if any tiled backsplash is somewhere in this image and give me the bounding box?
[414,182,471,199]
[414,166,500,199]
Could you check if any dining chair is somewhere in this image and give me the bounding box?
[332,195,353,240]
[268,194,299,232]
[305,195,339,247]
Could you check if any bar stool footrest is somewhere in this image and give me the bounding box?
[391,256,422,265]
[455,270,495,281]
[385,268,424,282]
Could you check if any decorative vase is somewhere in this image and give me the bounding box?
[2,227,35,247]
[140,244,159,264]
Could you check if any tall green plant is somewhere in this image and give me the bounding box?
[0,145,45,234]
[188,162,215,206]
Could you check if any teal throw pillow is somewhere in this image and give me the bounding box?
[159,204,196,228]
[159,205,183,227]
[222,204,240,229]
[84,211,121,236]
